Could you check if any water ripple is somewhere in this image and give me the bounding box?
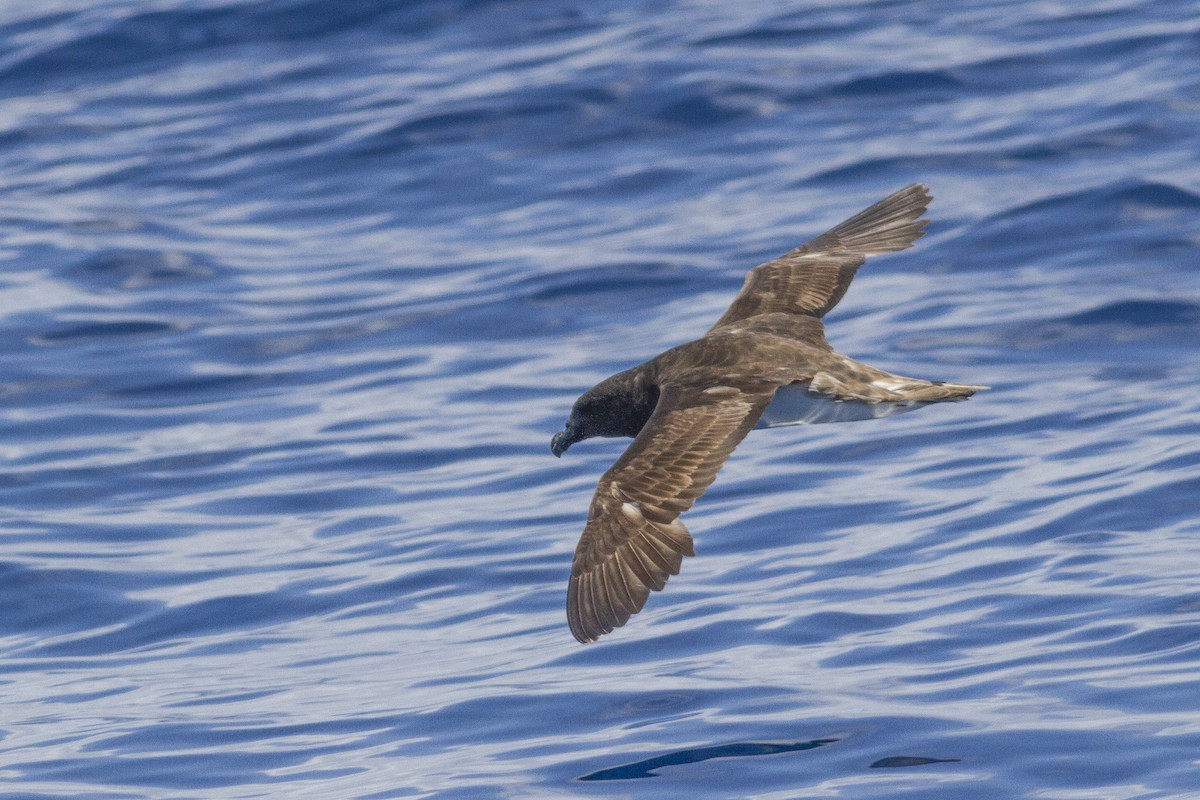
[1,0,1198,798]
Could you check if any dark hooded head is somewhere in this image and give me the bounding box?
[551,370,659,457]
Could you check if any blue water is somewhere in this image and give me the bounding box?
[1,1,1199,797]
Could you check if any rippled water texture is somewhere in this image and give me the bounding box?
[1,1,1199,797]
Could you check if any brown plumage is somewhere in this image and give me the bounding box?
[551,184,986,643]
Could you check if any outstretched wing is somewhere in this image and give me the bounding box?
[710,184,932,330]
[567,383,774,643]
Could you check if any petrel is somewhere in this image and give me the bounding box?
[551,184,985,643]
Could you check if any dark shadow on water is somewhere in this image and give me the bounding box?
[577,738,838,781]
[870,756,961,768]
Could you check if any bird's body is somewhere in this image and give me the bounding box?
[552,185,985,643]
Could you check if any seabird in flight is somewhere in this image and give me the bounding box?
[551,184,985,643]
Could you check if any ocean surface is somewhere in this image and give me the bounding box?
[1,1,1198,797]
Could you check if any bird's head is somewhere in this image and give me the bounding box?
[551,395,600,457]
[552,370,658,457]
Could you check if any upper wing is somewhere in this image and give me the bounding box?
[567,383,774,643]
[709,184,932,331]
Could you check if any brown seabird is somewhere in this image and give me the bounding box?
[551,184,985,643]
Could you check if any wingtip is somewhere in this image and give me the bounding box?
[902,181,932,204]
[899,182,934,219]
[819,182,935,257]
[566,517,697,643]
